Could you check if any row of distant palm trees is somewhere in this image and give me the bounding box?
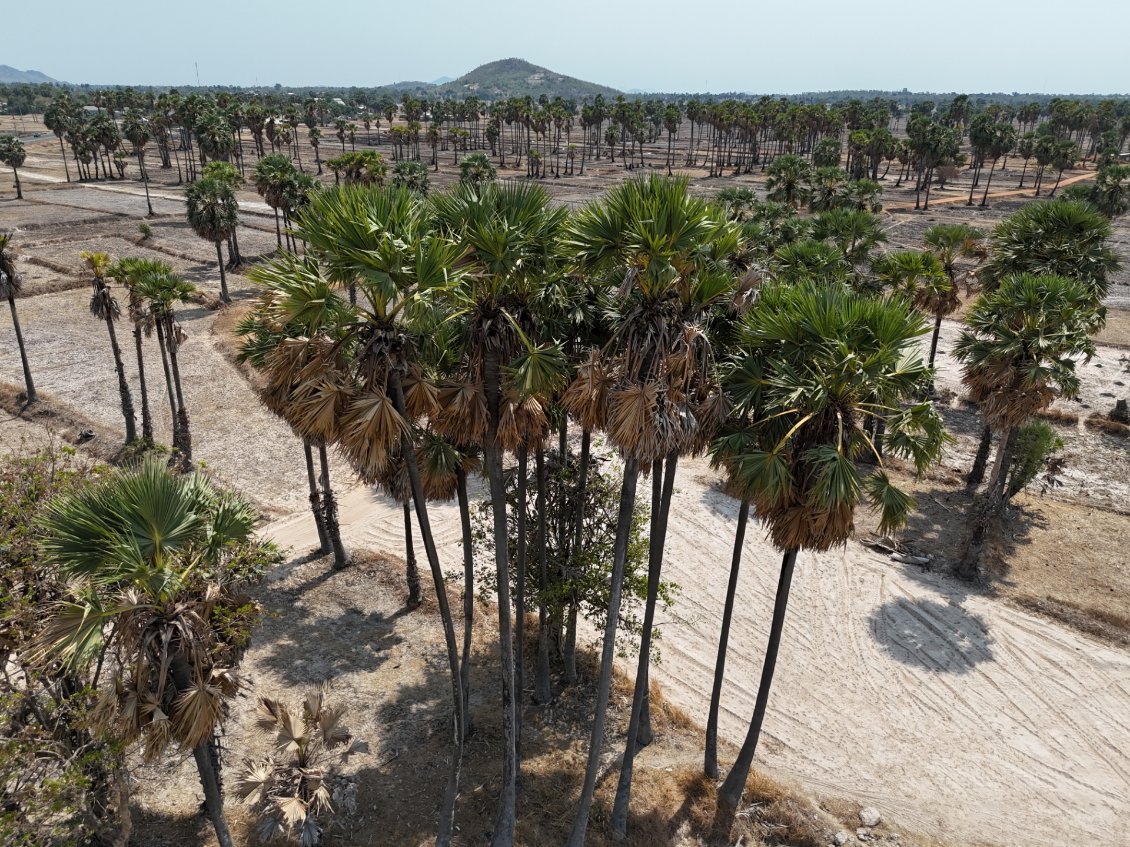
[3,162,1117,846]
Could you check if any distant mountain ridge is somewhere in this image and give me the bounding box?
[0,65,58,84]
[435,58,620,100]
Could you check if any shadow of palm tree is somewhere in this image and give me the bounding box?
[868,597,993,674]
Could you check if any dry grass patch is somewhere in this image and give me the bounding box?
[1084,412,1130,437]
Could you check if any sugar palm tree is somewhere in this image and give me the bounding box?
[560,175,735,845]
[82,251,137,443]
[128,260,196,467]
[234,275,350,567]
[812,208,887,266]
[430,180,568,847]
[978,200,1119,302]
[765,153,811,208]
[0,135,26,199]
[871,250,952,366]
[955,273,1101,500]
[0,233,36,403]
[714,282,946,817]
[38,460,272,847]
[254,154,299,249]
[121,111,154,216]
[185,177,239,303]
[269,185,469,845]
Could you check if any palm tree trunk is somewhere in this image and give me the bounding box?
[986,425,1014,496]
[137,152,153,216]
[534,446,552,705]
[716,548,799,815]
[153,317,178,441]
[484,350,517,847]
[705,498,750,779]
[133,327,153,444]
[191,741,234,847]
[979,160,998,206]
[7,294,37,403]
[318,443,349,569]
[272,208,282,249]
[928,314,943,367]
[456,467,476,738]
[163,315,192,468]
[566,456,640,847]
[966,425,993,488]
[514,442,528,769]
[403,499,422,607]
[303,440,330,553]
[389,371,464,847]
[563,428,591,684]
[611,452,677,838]
[103,313,137,443]
[59,136,71,182]
[214,242,230,303]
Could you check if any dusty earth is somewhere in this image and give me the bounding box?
[2,116,1130,847]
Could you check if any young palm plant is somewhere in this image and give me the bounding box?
[83,251,137,443]
[0,233,36,403]
[712,281,947,820]
[37,460,275,847]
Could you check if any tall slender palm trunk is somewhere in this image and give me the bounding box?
[717,548,799,815]
[7,294,37,403]
[456,467,476,738]
[533,446,552,704]
[215,242,230,303]
[611,452,678,837]
[318,444,349,568]
[705,498,751,778]
[966,425,993,488]
[928,314,944,368]
[563,429,591,683]
[162,315,192,468]
[153,317,178,442]
[403,499,422,607]
[133,327,153,444]
[137,152,153,216]
[103,312,137,443]
[484,351,517,847]
[389,371,464,847]
[58,136,71,182]
[303,440,330,553]
[514,443,529,770]
[566,457,640,847]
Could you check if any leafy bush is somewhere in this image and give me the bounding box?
[391,159,430,195]
[1006,420,1065,499]
[137,221,152,239]
[458,152,496,186]
[471,446,674,662]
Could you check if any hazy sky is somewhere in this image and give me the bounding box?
[7,0,1130,94]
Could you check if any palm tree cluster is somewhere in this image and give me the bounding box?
[231,173,953,845]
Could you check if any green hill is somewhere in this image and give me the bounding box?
[0,65,58,84]
[437,58,620,100]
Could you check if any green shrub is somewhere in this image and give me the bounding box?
[1006,420,1064,499]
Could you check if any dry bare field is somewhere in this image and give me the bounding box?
[3,119,1130,847]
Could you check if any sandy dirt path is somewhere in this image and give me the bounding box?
[261,447,1130,847]
[884,169,1096,212]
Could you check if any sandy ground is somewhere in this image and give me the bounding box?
[4,143,1130,847]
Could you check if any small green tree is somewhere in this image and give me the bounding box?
[0,134,26,199]
[458,151,497,186]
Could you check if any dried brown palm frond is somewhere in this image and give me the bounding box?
[690,389,731,455]
[433,380,488,447]
[497,389,549,453]
[336,390,408,483]
[288,377,352,443]
[608,382,665,461]
[172,674,226,748]
[561,352,611,433]
[417,433,479,502]
[402,365,440,420]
